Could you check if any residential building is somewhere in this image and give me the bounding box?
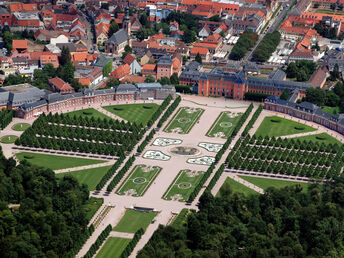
[48,77,74,94]
[123,53,142,74]
[156,54,173,79]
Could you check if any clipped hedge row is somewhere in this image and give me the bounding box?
[241,104,263,136]
[157,95,181,128]
[120,228,144,258]
[71,224,95,257]
[187,104,254,202]
[137,130,156,153]
[83,224,111,258]
[107,156,136,192]
[96,155,126,190]
[0,109,15,130]
[206,164,225,191]
[147,95,172,127]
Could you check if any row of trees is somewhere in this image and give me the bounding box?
[249,134,342,153]
[244,92,270,102]
[242,105,263,136]
[107,156,136,192]
[40,112,143,130]
[138,178,344,257]
[29,123,141,144]
[137,130,156,153]
[15,136,129,156]
[205,164,225,192]
[187,104,254,202]
[96,155,126,190]
[147,95,172,127]
[230,30,258,60]
[120,228,144,257]
[0,146,92,257]
[227,135,343,178]
[83,224,112,258]
[0,109,14,130]
[157,96,181,128]
[253,31,281,62]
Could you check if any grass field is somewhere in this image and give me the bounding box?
[255,116,316,137]
[95,237,131,258]
[67,108,111,120]
[113,209,157,233]
[83,197,104,221]
[16,152,106,170]
[12,123,31,131]
[56,166,111,190]
[164,170,205,201]
[293,133,341,145]
[216,177,258,197]
[0,135,18,143]
[102,103,159,125]
[117,165,161,196]
[239,176,309,192]
[322,106,340,115]
[207,112,242,138]
[164,107,204,134]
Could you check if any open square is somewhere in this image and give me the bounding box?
[116,165,162,196]
[164,107,204,134]
[113,209,157,233]
[207,111,242,138]
[102,103,159,125]
[163,169,205,201]
[255,116,316,137]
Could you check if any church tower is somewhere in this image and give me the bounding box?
[123,5,131,35]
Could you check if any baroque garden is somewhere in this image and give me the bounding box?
[1,95,343,257]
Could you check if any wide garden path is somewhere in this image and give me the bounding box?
[54,160,115,174]
[77,97,255,257]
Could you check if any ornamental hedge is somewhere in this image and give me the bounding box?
[107,156,136,192]
[83,224,112,258]
[120,228,144,258]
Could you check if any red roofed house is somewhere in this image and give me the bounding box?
[193,33,223,54]
[96,22,110,46]
[48,77,74,94]
[190,47,210,61]
[172,54,182,75]
[0,7,12,27]
[110,64,131,80]
[123,53,142,74]
[288,49,314,63]
[9,3,38,12]
[142,64,157,78]
[12,40,28,54]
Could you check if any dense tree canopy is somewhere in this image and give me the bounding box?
[139,179,344,257]
[0,146,90,257]
[286,60,317,82]
[253,31,281,62]
[230,30,258,60]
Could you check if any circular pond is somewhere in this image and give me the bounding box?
[133,177,147,184]
[170,146,200,156]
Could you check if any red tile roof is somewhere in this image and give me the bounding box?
[49,77,74,91]
[12,40,28,50]
[123,53,136,65]
[191,47,209,55]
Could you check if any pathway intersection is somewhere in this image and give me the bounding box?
[1,96,341,257]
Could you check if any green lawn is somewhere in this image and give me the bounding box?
[293,133,341,145]
[117,165,161,196]
[255,116,316,137]
[164,107,204,134]
[0,135,18,144]
[12,123,31,131]
[171,208,189,229]
[216,177,258,197]
[239,176,309,192]
[56,166,111,191]
[16,152,106,170]
[95,237,131,258]
[322,106,340,115]
[207,111,242,138]
[67,108,111,120]
[164,170,205,201]
[113,209,157,233]
[83,197,104,221]
[102,103,159,125]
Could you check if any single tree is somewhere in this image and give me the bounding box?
[195,53,202,64]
